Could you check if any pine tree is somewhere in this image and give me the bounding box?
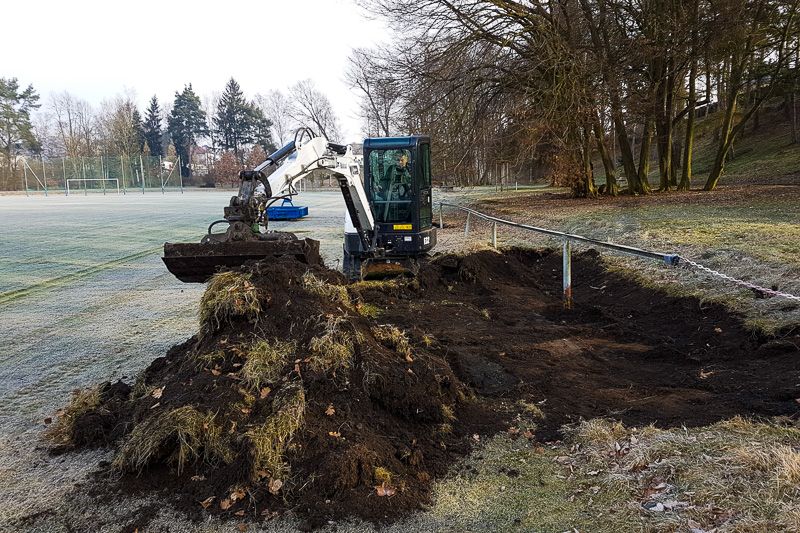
[250,106,276,155]
[131,108,145,153]
[0,78,40,189]
[213,78,253,162]
[167,85,208,177]
[143,95,163,157]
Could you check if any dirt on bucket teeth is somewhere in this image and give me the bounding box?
[46,248,800,530]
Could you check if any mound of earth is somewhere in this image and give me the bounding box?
[47,247,800,529]
[47,256,510,528]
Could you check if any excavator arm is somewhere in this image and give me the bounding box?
[162,132,379,282]
[257,135,375,251]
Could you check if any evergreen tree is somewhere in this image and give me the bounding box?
[0,78,40,189]
[131,108,145,153]
[212,78,276,164]
[143,95,163,157]
[213,78,253,162]
[250,106,276,155]
[167,85,208,177]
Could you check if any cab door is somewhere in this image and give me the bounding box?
[417,142,433,229]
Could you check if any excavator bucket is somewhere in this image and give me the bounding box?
[162,237,321,283]
[361,259,417,280]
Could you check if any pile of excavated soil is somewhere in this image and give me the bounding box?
[47,248,800,529]
[47,256,509,529]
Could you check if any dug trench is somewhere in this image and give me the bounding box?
[44,247,799,530]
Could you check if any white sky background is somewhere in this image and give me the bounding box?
[2,0,388,144]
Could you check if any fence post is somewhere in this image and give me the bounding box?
[465,212,471,236]
[120,155,126,195]
[62,157,67,196]
[439,204,443,229]
[23,163,29,196]
[100,155,106,195]
[41,156,48,197]
[141,155,151,194]
[562,239,572,309]
[491,222,497,248]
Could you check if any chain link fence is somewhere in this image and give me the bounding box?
[15,155,192,195]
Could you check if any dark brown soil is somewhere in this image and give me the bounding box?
[394,248,800,440]
[50,248,800,530]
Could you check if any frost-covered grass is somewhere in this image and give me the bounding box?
[0,190,349,530]
[0,192,227,295]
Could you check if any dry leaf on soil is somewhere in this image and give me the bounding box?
[268,478,283,495]
[376,484,396,497]
[200,496,215,509]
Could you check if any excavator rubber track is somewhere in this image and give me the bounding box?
[162,237,321,283]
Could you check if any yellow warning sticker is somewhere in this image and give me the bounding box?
[393,224,413,230]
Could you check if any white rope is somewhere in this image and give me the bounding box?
[678,256,800,302]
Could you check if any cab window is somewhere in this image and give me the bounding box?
[368,149,413,223]
[420,143,431,188]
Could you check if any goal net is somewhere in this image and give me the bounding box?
[66,178,120,195]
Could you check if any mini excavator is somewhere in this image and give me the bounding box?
[162,129,437,282]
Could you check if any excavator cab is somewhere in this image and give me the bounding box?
[343,136,437,278]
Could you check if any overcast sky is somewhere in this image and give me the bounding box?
[3,0,387,143]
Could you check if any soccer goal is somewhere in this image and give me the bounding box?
[66,178,120,195]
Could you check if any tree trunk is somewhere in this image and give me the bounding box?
[638,119,653,193]
[671,137,682,187]
[593,119,618,195]
[704,89,738,191]
[792,49,798,143]
[679,55,698,191]
[577,125,597,198]
[655,59,675,191]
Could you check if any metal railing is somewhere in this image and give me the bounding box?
[439,202,680,309]
[439,202,800,307]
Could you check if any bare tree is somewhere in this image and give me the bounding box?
[287,80,342,141]
[96,93,143,157]
[50,92,97,158]
[346,48,403,137]
[255,90,295,146]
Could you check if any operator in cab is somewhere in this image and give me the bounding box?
[379,151,412,200]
